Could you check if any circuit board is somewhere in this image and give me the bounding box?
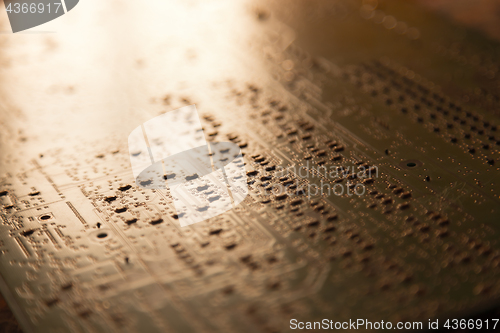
[0,0,499,332]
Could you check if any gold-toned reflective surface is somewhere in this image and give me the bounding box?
[1,0,500,332]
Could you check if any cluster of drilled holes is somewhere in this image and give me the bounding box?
[359,64,499,162]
